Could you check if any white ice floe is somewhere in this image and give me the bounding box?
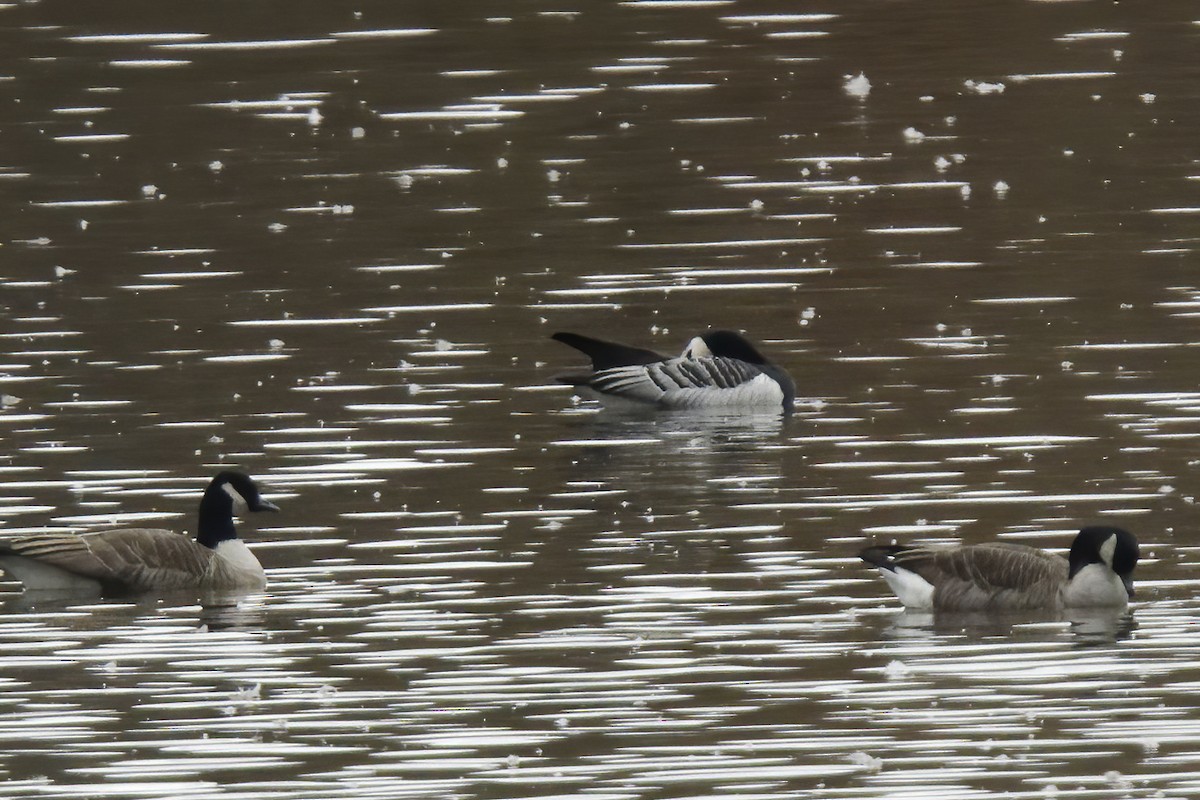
[842,72,871,98]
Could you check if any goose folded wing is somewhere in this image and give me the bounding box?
[589,356,765,404]
[899,543,1067,591]
[0,529,215,591]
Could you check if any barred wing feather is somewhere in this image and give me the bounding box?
[589,356,780,408]
[0,529,216,592]
[894,543,1069,610]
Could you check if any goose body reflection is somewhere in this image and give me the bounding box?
[0,471,278,595]
[860,526,1138,611]
[551,329,795,413]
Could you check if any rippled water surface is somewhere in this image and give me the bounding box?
[4,1,1200,797]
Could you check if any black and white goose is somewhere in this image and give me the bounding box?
[859,526,1138,611]
[0,470,278,594]
[551,329,795,412]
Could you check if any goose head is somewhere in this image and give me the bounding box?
[1069,526,1139,598]
[699,330,771,365]
[197,471,279,548]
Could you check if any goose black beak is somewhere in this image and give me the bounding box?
[255,499,281,513]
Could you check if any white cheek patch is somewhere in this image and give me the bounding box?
[682,337,712,359]
[1099,534,1117,567]
[222,482,249,514]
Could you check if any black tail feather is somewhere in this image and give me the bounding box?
[551,332,666,370]
[859,545,908,571]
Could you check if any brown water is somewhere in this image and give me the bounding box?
[3,1,1200,797]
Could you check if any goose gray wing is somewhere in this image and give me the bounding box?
[589,356,781,408]
[0,529,216,592]
[891,543,1069,610]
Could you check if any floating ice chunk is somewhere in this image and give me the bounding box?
[351,126,365,138]
[964,79,1005,95]
[1,394,20,407]
[960,184,971,200]
[497,157,508,169]
[1139,92,1156,104]
[233,683,262,702]
[268,222,287,233]
[848,751,883,772]
[395,173,414,189]
[208,159,224,173]
[750,198,764,211]
[269,338,285,349]
[54,265,76,277]
[842,72,871,98]
[902,126,926,142]
[884,659,911,679]
[934,156,951,171]
[307,107,323,126]
[141,184,158,198]
[1104,771,1130,789]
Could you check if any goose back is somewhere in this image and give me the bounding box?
[0,528,264,593]
[863,542,1070,611]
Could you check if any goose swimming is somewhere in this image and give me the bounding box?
[0,470,278,594]
[551,329,795,412]
[859,526,1138,611]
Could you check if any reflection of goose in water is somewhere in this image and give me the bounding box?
[562,405,789,442]
[0,471,278,595]
[551,330,795,413]
[860,527,1138,611]
[879,608,1137,646]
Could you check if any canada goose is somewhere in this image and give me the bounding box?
[859,526,1138,611]
[0,470,278,594]
[551,329,795,412]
